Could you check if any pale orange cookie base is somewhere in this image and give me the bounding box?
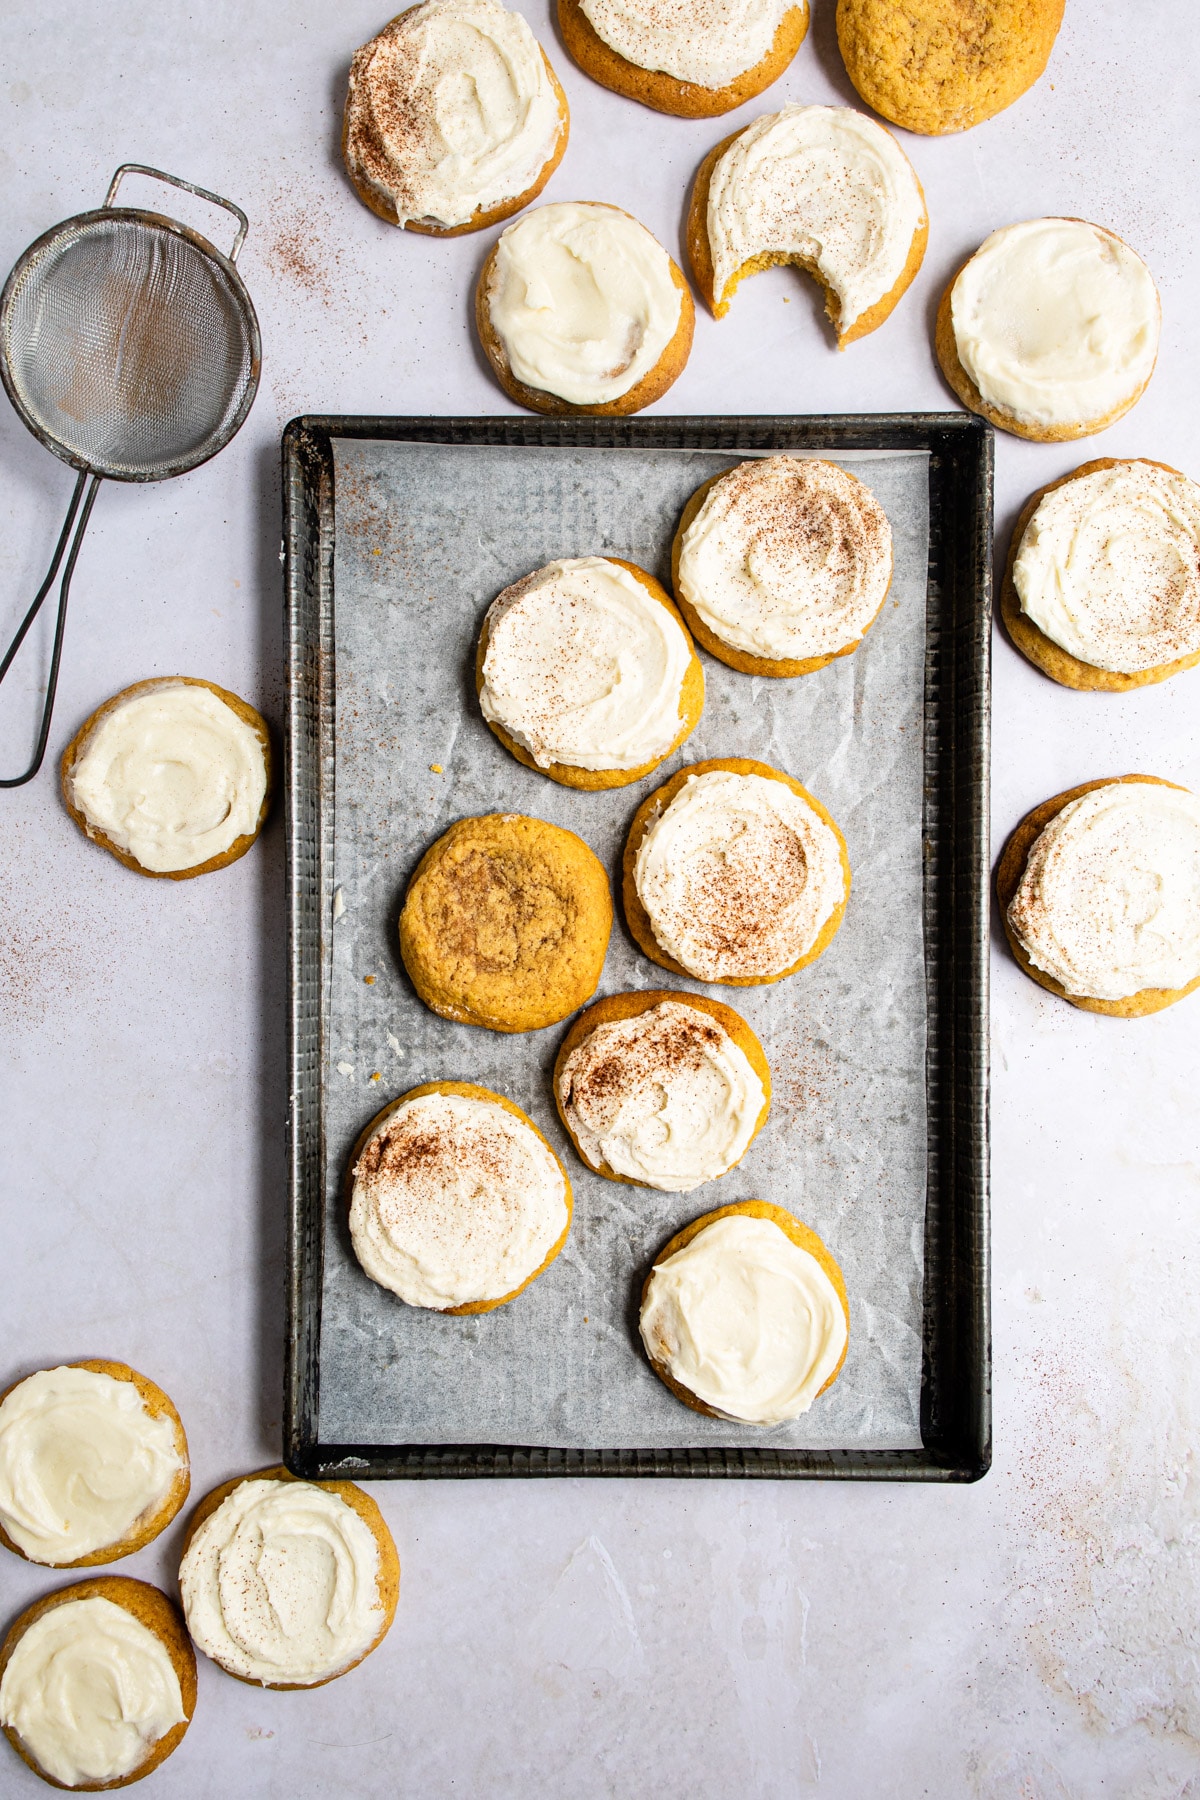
[934,245,1157,442]
[475,220,695,416]
[345,1081,573,1313]
[622,756,851,987]
[552,988,772,1183]
[60,677,273,881]
[0,1362,189,1570]
[670,468,893,676]
[476,559,705,787]
[1000,458,1200,691]
[0,1577,196,1789]
[686,131,927,345]
[996,775,1200,1017]
[641,1200,850,1420]
[556,0,808,118]
[836,0,1065,136]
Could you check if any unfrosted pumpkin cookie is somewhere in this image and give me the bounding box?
[399,812,612,1030]
[998,775,1200,1017]
[836,0,1064,135]
[347,1081,572,1311]
[477,556,704,787]
[475,201,695,415]
[623,758,850,986]
[179,1467,399,1688]
[1002,459,1200,691]
[557,0,808,118]
[0,1578,195,1789]
[640,1200,849,1423]
[687,105,927,346]
[936,219,1160,442]
[554,989,770,1190]
[673,457,893,676]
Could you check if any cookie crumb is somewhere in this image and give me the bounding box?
[370,1071,382,1082]
[430,763,443,773]
[364,974,376,984]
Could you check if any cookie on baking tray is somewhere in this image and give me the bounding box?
[0,1577,195,1789]
[179,1466,399,1689]
[343,0,570,235]
[475,201,695,415]
[672,456,893,677]
[557,0,809,118]
[639,1200,850,1424]
[687,104,927,346]
[477,555,704,788]
[997,775,1200,1017]
[554,988,771,1190]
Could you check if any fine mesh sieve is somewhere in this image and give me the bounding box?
[0,165,261,786]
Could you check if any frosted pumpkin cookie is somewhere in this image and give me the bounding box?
[673,457,893,676]
[624,758,850,985]
[557,0,808,118]
[836,0,1064,136]
[477,556,704,787]
[687,105,927,346]
[61,677,271,879]
[640,1201,849,1423]
[998,776,1200,1017]
[400,813,612,1030]
[936,220,1161,442]
[0,1578,195,1789]
[0,1362,189,1569]
[179,1466,399,1689]
[348,1082,572,1311]
[1002,459,1200,692]
[555,989,770,1191]
[475,201,695,414]
[343,0,569,234]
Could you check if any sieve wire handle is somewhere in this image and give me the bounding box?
[103,163,249,262]
[0,472,101,788]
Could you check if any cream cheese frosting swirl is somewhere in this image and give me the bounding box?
[479,557,693,770]
[485,201,683,406]
[579,0,792,89]
[0,1596,185,1787]
[1013,462,1200,673]
[635,769,847,981]
[0,1366,184,1565]
[67,681,267,875]
[350,1091,569,1308]
[1007,782,1200,1000]
[344,0,565,230]
[640,1214,847,1424]
[178,1479,383,1687]
[677,457,893,661]
[558,1000,766,1190]
[706,105,926,334]
[951,219,1160,429]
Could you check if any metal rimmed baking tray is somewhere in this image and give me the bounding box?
[283,414,991,1481]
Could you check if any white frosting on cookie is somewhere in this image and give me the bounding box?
[640,1213,847,1424]
[479,557,692,771]
[950,219,1160,429]
[677,456,893,662]
[485,201,683,406]
[1007,782,1200,1001]
[579,0,792,89]
[1013,462,1200,674]
[67,681,267,875]
[179,1478,384,1687]
[705,105,925,336]
[0,1596,185,1787]
[635,768,846,981]
[0,1366,184,1565]
[350,1091,568,1309]
[344,0,564,229]
[558,999,766,1190]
